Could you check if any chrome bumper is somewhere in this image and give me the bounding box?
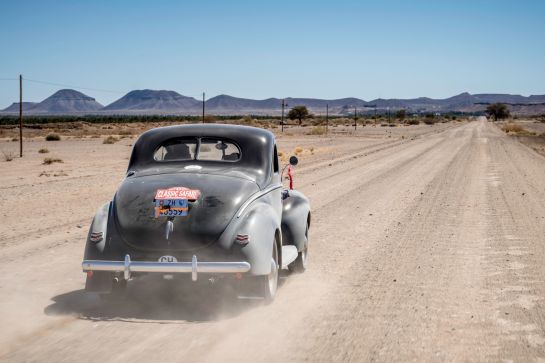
[82,254,251,282]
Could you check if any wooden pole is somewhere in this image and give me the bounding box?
[281,99,285,133]
[202,92,205,123]
[19,74,23,157]
[326,103,329,133]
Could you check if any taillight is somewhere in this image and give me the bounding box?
[90,231,103,243]
[235,234,250,246]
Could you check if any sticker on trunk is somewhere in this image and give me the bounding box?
[154,187,200,218]
[155,187,201,200]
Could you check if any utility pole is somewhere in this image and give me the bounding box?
[354,106,357,130]
[388,107,391,124]
[202,92,205,123]
[281,99,287,133]
[19,74,23,157]
[326,103,329,133]
[374,105,377,126]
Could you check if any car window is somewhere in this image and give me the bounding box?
[198,138,241,161]
[154,139,197,161]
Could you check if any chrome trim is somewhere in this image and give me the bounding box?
[124,254,131,280]
[191,255,197,281]
[236,184,282,218]
[165,220,174,240]
[82,254,251,282]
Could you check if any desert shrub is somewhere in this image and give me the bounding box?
[239,115,257,126]
[388,123,397,127]
[119,129,133,136]
[288,106,309,125]
[396,109,406,121]
[307,126,327,135]
[203,115,217,123]
[38,148,49,154]
[45,133,61,141]
[103,136,119,144]
[2,151,13,161]
[294,146,304,155]
[407,119,420,125]
[380,123,388,127]
[43,157,63,165]
[502,123,524,133]
[486,103,510,121]
[423,113,437,125]
[11,137,18,142]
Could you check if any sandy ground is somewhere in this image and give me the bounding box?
[1,118,545,361]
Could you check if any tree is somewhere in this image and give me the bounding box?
[486,103,510,121]
[287,106,309,125]
[396,109,406,121]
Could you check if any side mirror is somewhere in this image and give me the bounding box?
[289,156,298,166]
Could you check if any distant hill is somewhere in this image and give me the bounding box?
[2,90,544,116]
[2,102,38,112]
[102,90,201,113]
[205,95,368,115]
[27,89,103,114]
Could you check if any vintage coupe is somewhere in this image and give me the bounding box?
[82,124,310,301]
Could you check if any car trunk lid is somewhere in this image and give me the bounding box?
[113,172,259,252]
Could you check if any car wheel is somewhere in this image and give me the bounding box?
[253,239,279,302]
[289,223,309,273]
[99,278,127,302]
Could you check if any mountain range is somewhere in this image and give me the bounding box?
[2,89,545,116]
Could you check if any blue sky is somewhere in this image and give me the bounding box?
[0,0,544,107]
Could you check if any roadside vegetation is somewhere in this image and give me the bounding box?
[2,150,13,162]
[103,135,119,144]
[487,103,510,121]
[42,157,63,165]
[45,133,61,141]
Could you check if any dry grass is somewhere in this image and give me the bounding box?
[42,157,63,165]
[502,123,524,133]
[2,151,14,162]
[306,126,327,135]
[39,170,67,177]
[38,148,49,154]
[45,133,61,141]
[294,146,304,155]
[103,136,119,144]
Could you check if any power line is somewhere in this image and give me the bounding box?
[24,78,123,94]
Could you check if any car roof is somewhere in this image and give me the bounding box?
[127,124,276,188]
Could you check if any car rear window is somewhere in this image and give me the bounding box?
[154,139,197,161]
[153,138,240,162]
[198,138,240,161]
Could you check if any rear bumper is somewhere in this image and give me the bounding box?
[82,254,251,282]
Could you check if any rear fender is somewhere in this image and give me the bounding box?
[218,193,281,275]
[84,202,114,292]
[83,202,111,259]
[281,190,310,252]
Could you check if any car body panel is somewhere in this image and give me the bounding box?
[83,124,310,293]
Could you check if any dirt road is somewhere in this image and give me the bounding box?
[2,118,545,361]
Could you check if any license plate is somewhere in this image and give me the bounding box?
[154,199,188,217]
